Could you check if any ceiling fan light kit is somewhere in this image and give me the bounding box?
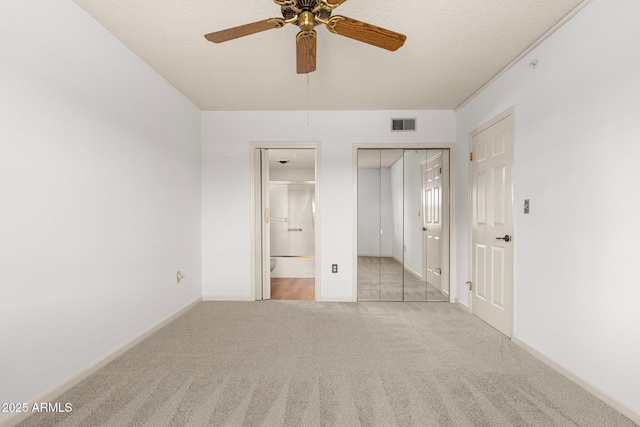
[204,0,406,74]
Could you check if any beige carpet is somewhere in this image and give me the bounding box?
[19,301,637,426]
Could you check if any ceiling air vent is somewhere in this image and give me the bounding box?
[391,118,416,132]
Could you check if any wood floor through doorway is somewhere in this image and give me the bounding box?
[270,278,314,300]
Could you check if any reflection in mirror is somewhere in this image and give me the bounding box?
[423,150,450,300]
[357,148,449,302]
[357,149,403,301]
[403,150,449,301]
[357,149,381,300]
[380,149,404,301]
[402,149,426,300]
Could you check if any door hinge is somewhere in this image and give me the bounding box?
[470,152,473,161]
[466,281,473,291]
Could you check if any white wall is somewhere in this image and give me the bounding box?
[0,0,201,419]
[379,168,393,257]
[270,168,315,181]
[202,110,454,300]
[270,257,315,279]
[455,0,640,417]
[357,168,384,256]
[357,167,396,257]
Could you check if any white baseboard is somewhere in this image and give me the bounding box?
[319,297,353,302]
[512,337,640,426]
[402,264,424,281]
[202,295,253,301]
[0,297,201,427]
[455,297,471,312]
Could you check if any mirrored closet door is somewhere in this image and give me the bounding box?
[357,149,404,301]
[357,149,450,302]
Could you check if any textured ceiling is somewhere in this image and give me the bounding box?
[72,0,587,111]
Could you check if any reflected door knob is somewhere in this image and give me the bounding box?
[496,235,511,242]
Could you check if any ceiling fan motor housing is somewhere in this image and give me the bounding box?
[298,12,316,32]
[281,0,332,31]
[298,0,321,10]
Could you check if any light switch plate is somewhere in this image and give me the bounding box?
[524,199,530,214]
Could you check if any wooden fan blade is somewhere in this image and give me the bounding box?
[296,31,317,74]
[204,18,282,43]
[326,0,348,5]
[327,16,406,51]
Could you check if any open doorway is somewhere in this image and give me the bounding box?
[253,147,317,301]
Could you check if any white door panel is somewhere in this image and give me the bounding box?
[423,152,444,293]
[261,149,271,300]
[471,114,513,336]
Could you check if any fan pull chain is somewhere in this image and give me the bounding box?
[306,73,310,125]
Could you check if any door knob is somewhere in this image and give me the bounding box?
[496,235,511,242]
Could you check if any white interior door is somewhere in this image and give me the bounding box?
[423,152,443,292]
[471,114,513,336]
[260,149,271,300]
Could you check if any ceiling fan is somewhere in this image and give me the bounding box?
[204,0,407,74]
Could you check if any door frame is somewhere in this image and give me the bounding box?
[467,107,515,335]
[352,143,456,303]
[250,142,320,301]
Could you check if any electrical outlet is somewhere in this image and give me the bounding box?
[176,271,185,283]
[524,199,530,214]
[331,264,338,273]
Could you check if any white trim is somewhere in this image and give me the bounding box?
[314,145,322,302]
[201,295,253,301]
[455,297,471,313]
[441,149,453,303]
[357,253,394,258]
[318,297,353,303]
[513,337,640,426]
[448,146,457,304]
[454,0,593,112]
[351,145,359,302]
[0,297,201,427]
[403,264,423,282]
[250,148,261,301]
[468,108,514,139]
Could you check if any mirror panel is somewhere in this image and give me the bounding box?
[357,149,382,300]
[402,150,426,301]
[379,149,404,301]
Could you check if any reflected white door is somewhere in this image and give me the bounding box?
[423,152,443,292]
[471,114,513,336]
